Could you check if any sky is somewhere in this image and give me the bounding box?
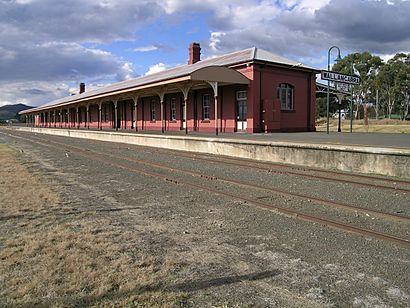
[0,0,409,107]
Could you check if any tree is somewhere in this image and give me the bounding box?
[332,52,384,119]
[391,53,410,120]
[379,53,410,119]
[316,97,327,118]
[379,62,397,118]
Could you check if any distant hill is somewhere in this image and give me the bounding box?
[0,104,33,122]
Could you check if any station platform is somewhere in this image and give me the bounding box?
[117,129,410,149]
[8,126,410,179]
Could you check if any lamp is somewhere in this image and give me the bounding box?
[326,46,342,134]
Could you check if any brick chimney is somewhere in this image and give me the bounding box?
[79,82,85,94]
[188,42,201,65]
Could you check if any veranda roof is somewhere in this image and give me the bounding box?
[21,47,318,115]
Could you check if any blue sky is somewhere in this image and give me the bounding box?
[0,0,409,107]
[98,12,212,76]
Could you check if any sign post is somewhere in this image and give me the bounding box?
[322,68,361,134]
[335,83,351,132]
[321,71,360,85]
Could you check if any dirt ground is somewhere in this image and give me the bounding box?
[0,144,184,307]
[0,130,409,307]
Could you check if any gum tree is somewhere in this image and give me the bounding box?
[392,53,410,120]
[379,53,410,119]
[332,52,383,119]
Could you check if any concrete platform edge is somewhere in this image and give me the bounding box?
[11,127,410,179]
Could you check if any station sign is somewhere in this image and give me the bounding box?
[321,70,360,85]
[335,82,351,94]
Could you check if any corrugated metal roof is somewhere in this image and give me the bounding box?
[23,47,318,113]
[255,48,305,67]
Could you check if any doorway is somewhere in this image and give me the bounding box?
[181,97,186,130]
[236,91,247,131]
[117,101,122,129]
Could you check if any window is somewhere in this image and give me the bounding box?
[202,94,210,120]
[278,83,294,111]
[237,91,247,100]
[170,98,176,121]
[236,91,247,121]
[150,100,156,121]
[103,105,108,122]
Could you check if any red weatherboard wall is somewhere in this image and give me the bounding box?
[229,65,257,133]
[89,105,99,128]
[251,64,317,132]
[165,93,184,132]
[141,97,162,131]
[193,89,214,133]
[34,62,316,133]
[220,85,236,133]
[100,102,114,129]
[136,99,143,130]
[118,100,134,129]
[309,75,316,132]
[82,107,88,128]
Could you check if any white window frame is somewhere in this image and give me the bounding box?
[278,83,294,111]
[150,100,156,121]
[236,90,247,100]
[202,94,210,120]
[170,98,176,121]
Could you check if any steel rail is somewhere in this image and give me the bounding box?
[136,146,410,193]
[4,131,409,248]
[9,128,410,191]
[95,138,410,190]
[22,132,410,223]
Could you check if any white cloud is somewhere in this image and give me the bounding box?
[0,81,71,107]
[0,0,163,44]
[145,63,170,75]
[158,0,330,59]
[68,82,111,96]
[0,42,134,82]
[117,62,135,81]
[160,0,222,14]
[130,43,174,53]
[15,0,33,4]
[377,51,409,63]
[293,0,330,11]
[1,0,410,108]
[0,46,16,61]
[202,0,410,60]
[132,45,159,52]
[0,0,154,106]
[379,53,396,63]
[209,32,225,52]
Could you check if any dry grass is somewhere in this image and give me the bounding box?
[316,119,410,133]
[0,146,59,216]
[0,145,184,307]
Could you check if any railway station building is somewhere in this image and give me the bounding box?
[20,43,320,134]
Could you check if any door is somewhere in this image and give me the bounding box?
[181,98,186,129]
[117,102,121,129]
[236,91,247,131]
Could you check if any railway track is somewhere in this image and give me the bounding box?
[120,143,410,194]
[9,128,410,193]
[24,133,410,223]
[3,130,410,248]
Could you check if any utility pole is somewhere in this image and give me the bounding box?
[376,89,379,120]
[350,61,355,133]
